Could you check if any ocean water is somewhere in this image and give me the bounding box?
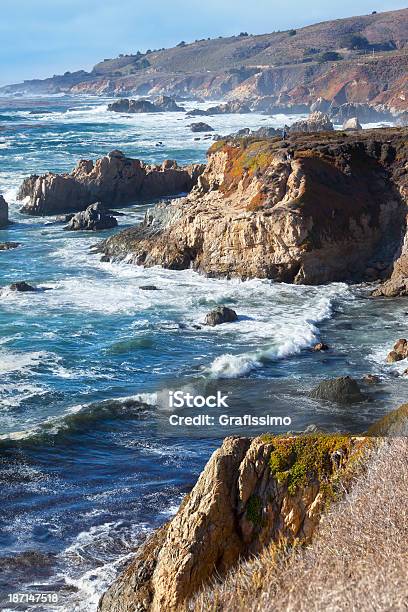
[0,96,406,611]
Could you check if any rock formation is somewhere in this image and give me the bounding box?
[17,151,205,215]
[98,433,362,612]
[108,96,184,113]
[309,376,364,403]
[100,128,408,286]
[204,306,238,326]
[343,117,363,130]
[0,242,20,251]
[64,202,118,231]
[386,339,408,363]
[187,101,252,116]
[0,195,8,228]
[190,122,214,133]
[289,112,334,134]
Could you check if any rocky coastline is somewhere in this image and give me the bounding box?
[97,127,408,288]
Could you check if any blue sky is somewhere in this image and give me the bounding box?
[0,0,406,86]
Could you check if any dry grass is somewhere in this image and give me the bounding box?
[192,421,408,612]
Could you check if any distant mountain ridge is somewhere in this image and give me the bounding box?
[2,8,408,113]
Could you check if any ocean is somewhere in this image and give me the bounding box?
[0,95,405,611]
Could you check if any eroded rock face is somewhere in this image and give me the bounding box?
[0,195,8,227]
[100,128,408,285]
[17,151,205,215]
[98,434,361,612]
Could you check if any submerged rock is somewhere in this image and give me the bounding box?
[190,122,214,133]
[64,202,118,231]
[17,151,205,215]
[309,376,365,403]
[0,195,9,228]
[363,374,381,384]
[312,342,329,352]
[139,285,159,290]
[386,339,408,363]
[204,306,238,326]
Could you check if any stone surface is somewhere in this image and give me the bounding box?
[386,339,408,363]
[289,111,334,133]
[100,128,408,286]
[0,195,8,228]
[98,434,361,612]
[17,151,205,215]
[204,306,238,326]
[309,376,364,403]
[108,98,159,113]
[343,117,363,130]
[189,122,214,132]
[64,202,118,231]
[312,342,329,351]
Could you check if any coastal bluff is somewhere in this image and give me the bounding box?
[98,434,362,612]
[100,127,408,286]
[17,151,205,215]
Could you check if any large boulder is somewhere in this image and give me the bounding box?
[204,306,238,326]
[17,151,205,215]
[386,339,408,363]
[154,95,184,112]
[289,112,334,134]
[64,202,118,231]
[309,376,364,403]
[0,195,8,228]
[343,117,363,131]
[98,434,361,612]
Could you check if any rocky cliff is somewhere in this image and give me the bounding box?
[17,152,204,216]
[100,127,408,285]
[2,9,408,115]
[98,433,363,612]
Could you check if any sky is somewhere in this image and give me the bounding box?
[0,0,407,86]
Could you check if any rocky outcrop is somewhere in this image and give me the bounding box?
[309,376,364,403]
[190,122,214,133]
[98,433,361,612]
[100,128,408,285]
[188,101,252,116]
[0,242,20,251]
[204,306,238,326]
[386,339,408,363]
[17,151,205,215]
[108,96,184,113]
[343,117,363,131]
[289,112,334,134]
[330,102,391,124]
[64,202,118,231]
[0,195,8,227]
[9,282,37,292]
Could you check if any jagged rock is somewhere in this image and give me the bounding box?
[0,195,8,228]
[386,339,408,363]
[98,434,362,612]
[154,95,184,112]
[329,102,391,123]
[0,242,20,251]
[204,306,238,326]
[187,101,251,117]
[108,98,159,113]
[9,281,37,292]
[309,376,364,403]
[190,122,214,133]
[64,202,118,231]
[99,128,408,285]
[343,117,363,130]
[310,97,331,113]
[289,112,333,133]
[17,151,205,215]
